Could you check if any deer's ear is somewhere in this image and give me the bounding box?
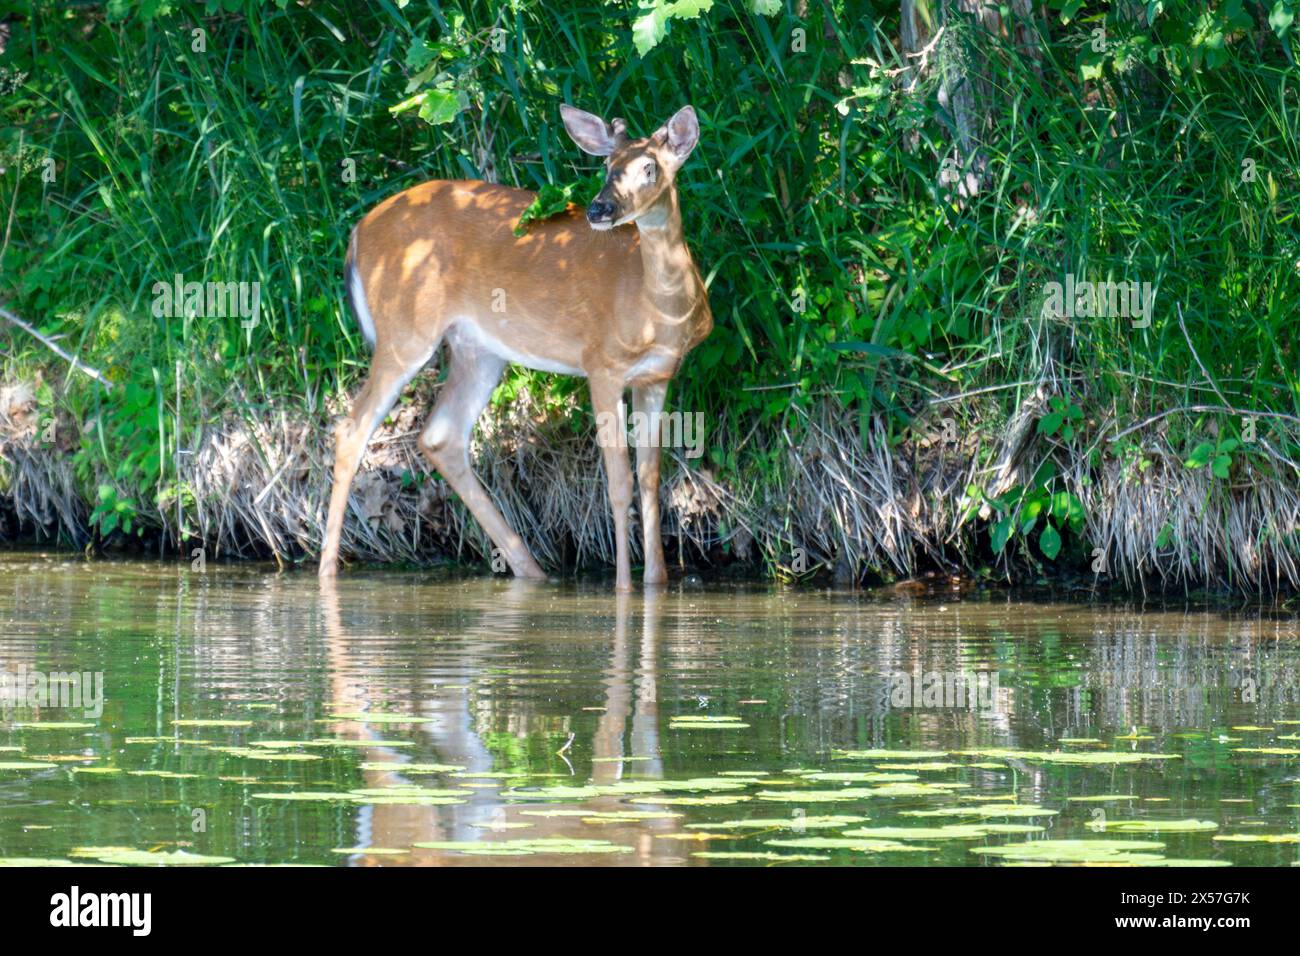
[654,105,700,166]
[561,104,618,156]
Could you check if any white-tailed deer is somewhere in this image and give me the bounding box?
[319,104,712,590]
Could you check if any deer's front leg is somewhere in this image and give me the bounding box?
[590,375,634,592]
[632,382,668,585]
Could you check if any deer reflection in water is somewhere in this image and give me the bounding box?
[319,579,681,865]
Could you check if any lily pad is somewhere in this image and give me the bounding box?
[902,804,1058,819]
[520,809,681,820]
[627,795,750,806]
[331,847,409,855]
[755,788,880,803]
[842,824,1043,839]
[95,849,235,866]
[1213,833,1300,843]
[956,749,1180,766]
[414,838,632,856]
[765,837,930,853]
[127,770,200,779]
[1094,819,1218,833]
[307,738,417,748]
[972,839,1165,864]
[1066,794,1138,802]
[359,762,465,774]
[686,815,869,831]
[324,712,434,725]
[692,851,830,862]
[833,749,949,760]
[252,791,358,802]
[0,858,103,867]
[669,721,751,729]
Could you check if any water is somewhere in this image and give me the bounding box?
[1,551,1298,866]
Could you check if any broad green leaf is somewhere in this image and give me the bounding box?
[1039,522,1062,560]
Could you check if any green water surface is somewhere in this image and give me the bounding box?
[2,552,1298,867]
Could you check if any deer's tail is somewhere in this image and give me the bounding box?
[344,228,376,350]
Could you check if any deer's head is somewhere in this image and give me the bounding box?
[560,104,700,231]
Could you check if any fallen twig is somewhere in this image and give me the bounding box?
[0,303,114,391]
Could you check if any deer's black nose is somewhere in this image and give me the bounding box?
[586,199,615,223]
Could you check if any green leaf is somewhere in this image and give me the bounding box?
[991,517,1014,554]
[418,85,462,125]
[1037,412,1063,436]
[514,175,604,236]
[632,0,716,56]
[1270,2,1295,38]
[1211,454,1231,479]
[1039,523,1062,560]
[389,92,428,116]
[404,37,436,71]
[1184,441,1215,469]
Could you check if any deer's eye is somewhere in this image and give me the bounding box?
[641,159,657,184]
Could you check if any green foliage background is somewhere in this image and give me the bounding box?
[1,0,1299,569]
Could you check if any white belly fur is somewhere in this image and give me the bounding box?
[447,318,585,377]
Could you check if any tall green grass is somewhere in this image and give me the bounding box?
[1,0,1298,568]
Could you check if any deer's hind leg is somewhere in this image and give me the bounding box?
[320,342,435,578]
[419,332,546,580]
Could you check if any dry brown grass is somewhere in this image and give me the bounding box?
[1,374,1298,593]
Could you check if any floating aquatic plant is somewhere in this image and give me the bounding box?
[94,849,235,866]
[331,847,409,855]
[692,851,830,862]
[414,838,632,856]
[359,761,466,773]
[0,857,103,866]
[842,824,1043,839]
[324,712,434,724]
[1093,819,1218,833]
[833,750,949,760]
[628,795,750,806]
[686,815,869,830]
[1213,833,1300,843]
[972,839,1166,864]
[765,837,930,853]
[902,804,1057,819]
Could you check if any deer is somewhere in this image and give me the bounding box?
[318,104,712,591]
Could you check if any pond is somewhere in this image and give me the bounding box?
[1,551,1298,867]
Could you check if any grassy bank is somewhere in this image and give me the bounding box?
[2,1,1299,591]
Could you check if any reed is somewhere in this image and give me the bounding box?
[2,1,1298,592]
